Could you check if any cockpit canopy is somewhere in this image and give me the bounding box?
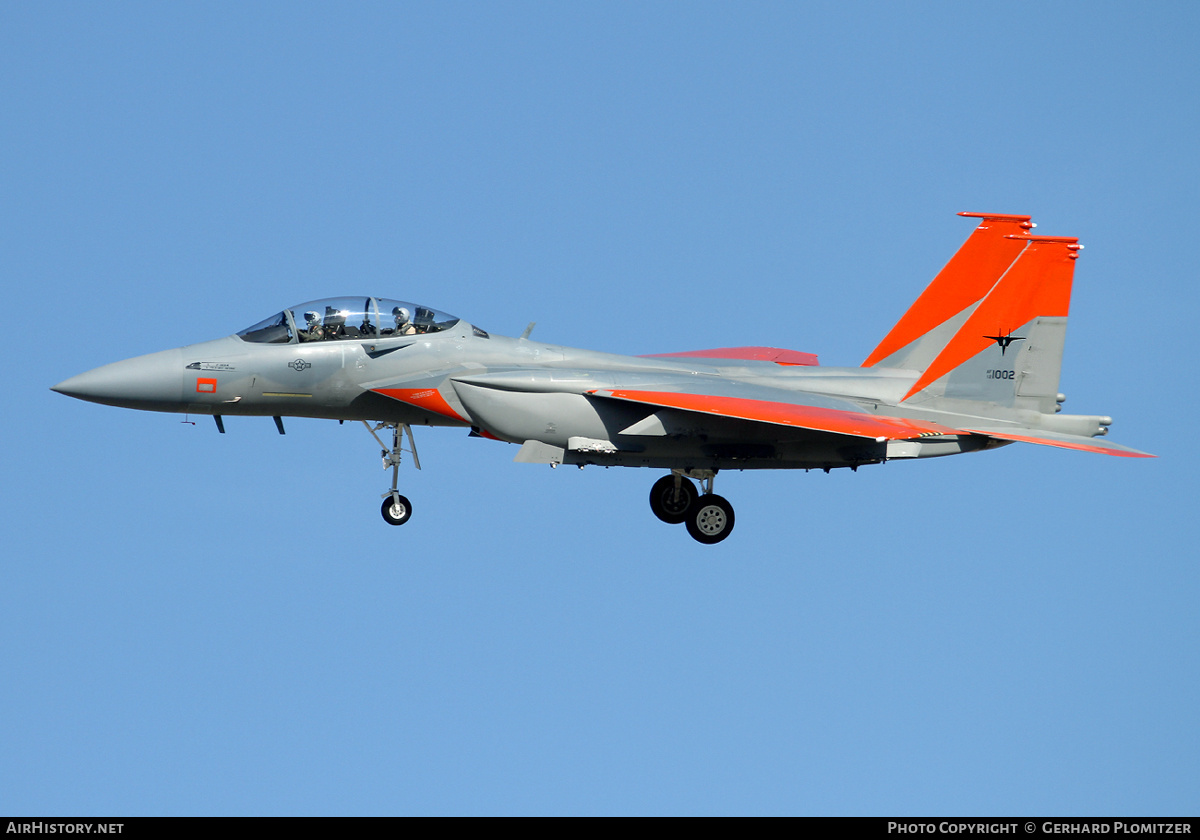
[237,297,461,344]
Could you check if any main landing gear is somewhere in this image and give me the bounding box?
[649,470,735,544]
[363,421,420,526]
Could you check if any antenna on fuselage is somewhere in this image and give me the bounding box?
[520,322,536,340]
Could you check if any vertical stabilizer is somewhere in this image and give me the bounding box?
[863,212,1033,369]
[901,234,1081,413]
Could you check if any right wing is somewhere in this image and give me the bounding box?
[589,388,959,441]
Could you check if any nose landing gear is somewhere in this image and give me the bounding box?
[363,421,420,526]
[381,493,412,526]
[649,469,735,544]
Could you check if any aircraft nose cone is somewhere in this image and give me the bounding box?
[52,348,185,410]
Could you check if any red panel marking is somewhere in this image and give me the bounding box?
[196,377,217,393]
[642,347,819,366]
[902,237,1078,400]
[373,387,468,422]
[862,213,1032,367]
[963,429,1156,458]
[596,389,960,440]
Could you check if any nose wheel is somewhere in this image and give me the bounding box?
[381,493,413,526]
[363,421,420,526]
[649,470,736,544]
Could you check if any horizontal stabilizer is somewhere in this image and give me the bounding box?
[590,388,959,441]
[641,347,818,366]
[963,426,1155,458]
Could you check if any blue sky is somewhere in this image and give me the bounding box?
[2,1,1196,815]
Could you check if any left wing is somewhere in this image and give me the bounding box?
[639,346,819,366]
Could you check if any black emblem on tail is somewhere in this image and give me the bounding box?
[983,329,1025,356]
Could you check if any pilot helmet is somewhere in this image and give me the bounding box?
[393,306,411,325]
[304,310,320,325]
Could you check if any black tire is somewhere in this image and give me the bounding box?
[684,494,735,544]
[649,475,698,524]
[381,494,413,526]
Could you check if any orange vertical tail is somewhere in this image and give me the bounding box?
[901,234,1080,401]
[863,212,1033,367]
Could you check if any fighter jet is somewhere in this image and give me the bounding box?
[52,212,1152,544]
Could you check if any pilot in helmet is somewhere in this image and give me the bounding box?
[302,310,324,341]
[392,306,417,336]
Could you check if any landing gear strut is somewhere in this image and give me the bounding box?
[649,469,736,544]
[363,421,420,526]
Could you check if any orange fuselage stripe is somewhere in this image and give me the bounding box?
[373,387,468,422]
